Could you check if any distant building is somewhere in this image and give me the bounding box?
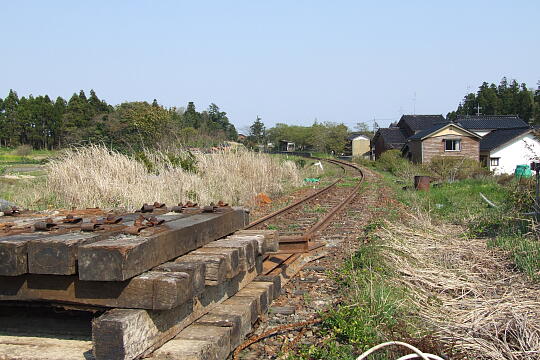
[402,122,481,163]
[237,133,247,141]
[278,140,295,152]
[455,115,540,174]
[372,114,540,174]
[346,133,371,158]
[371,127,407,159]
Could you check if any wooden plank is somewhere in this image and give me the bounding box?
[78,209,248,281]
[176,254,227,285]
[253,274,281,299]
[173,325,231,360]
[27,232,113,275]
[234,287,269,318]
[0,233,55,276]
[191,247,240,278]
[91,267,258,360]
[233,229,279,252]
[203,238,257,270]
[0,335,92,360]
[148,339,216,360]
[0,270,192,310]
[154,261,206,295]
[222,295,259,325]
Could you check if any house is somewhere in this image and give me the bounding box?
[396,114,448,137]
[455,115,540,174]
[371,127,407,159]
[278,140,295,152]
[402,122,481,163]
[346,133,371,158]
[371,115,448,159]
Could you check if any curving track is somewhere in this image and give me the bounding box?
[246,157,365,275]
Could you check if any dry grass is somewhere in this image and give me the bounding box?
[376,209,540,359]
[28,145,302,210]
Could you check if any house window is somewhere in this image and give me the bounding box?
[444,139,461,151]
[490,158,499,166]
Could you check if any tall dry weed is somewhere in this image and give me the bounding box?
[376,211,540,359]
[41,145,302,210]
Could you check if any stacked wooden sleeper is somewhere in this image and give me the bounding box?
[0,208,282,360]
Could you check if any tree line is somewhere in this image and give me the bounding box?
[0,89,237,150]
[447,77,540,123]
[246,118,350,155]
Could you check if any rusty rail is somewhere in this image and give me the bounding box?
[245,157,364,251]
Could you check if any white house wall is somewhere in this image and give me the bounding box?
[473,130,491,137]
[489,133,540,174]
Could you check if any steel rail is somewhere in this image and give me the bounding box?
[245,157,364,242]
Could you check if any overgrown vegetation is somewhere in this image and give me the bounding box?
[358,151,540,280]
[301,158,540,359]
[12,145,303,210]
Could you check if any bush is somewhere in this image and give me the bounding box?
[426,156,490,182]
[13,144,32,157]
[375,150,425,183]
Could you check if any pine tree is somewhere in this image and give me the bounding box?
[249,116,265,144]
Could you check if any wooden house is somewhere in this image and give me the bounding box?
[402,123,481,163]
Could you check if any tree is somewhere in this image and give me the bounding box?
[355,121,374,137]
[449,77,536,123]
[249,116,265,144]
[2,90,20,147]
[183,102,201,128]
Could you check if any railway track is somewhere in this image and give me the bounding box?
[246,157,365,276]
[234,158,375,359]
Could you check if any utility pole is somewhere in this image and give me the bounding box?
[475,104,482,116]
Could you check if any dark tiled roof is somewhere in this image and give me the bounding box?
[347,133,370,140]
[398,115,448,131]
[480,128,531,151]
[408,123,451,140]
[457,115,528,130]
[377,127,406,148]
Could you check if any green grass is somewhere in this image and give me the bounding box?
[293,228,413,360]
[369,160,540,282]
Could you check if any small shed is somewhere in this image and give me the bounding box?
[348,133,371,158]
[278,140,295,152]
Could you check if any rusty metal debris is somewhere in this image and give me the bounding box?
[153,202,166,209]
[124,215,164,235]
[140,203,154,213]
[34,219,58,231]
[3,206,21,216]
[81,223,103,232]
[62,214,83,224]
[104,214,123,224]
[232,317,322,360]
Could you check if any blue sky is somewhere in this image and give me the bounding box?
[1,1,538,131]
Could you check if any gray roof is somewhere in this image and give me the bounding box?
[408,123,448,140]
[480,128,531,152]
[347,133,370,141]
[457,115,528,130]
[376,127,407,148]
[408,123,480,141]
[398,115,448,131]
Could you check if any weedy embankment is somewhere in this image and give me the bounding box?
[295,155,540,360]
[18,145,304,210]
[348,154,540,359]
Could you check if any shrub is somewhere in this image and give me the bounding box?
[13,144,32,157]
[375,150,425,183]
[425,156,490,182]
